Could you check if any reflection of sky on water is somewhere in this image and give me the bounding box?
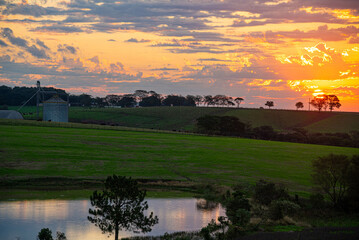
[0,198,225,240]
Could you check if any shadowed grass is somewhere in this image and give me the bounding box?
[11,106,359,133]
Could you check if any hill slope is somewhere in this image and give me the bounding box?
[13,106,359,133]
[1,121,358,194]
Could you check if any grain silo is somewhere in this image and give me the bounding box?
[43,95,68,122]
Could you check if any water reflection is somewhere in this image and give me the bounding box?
[0,199,225,240]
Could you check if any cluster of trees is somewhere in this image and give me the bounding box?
[1,85,343,112]
[196,115,359,148]
[93,92,245,108]
[0,85,66,106]
[0,85,247,108]
[295,94,341,112]
[310,94,341,112]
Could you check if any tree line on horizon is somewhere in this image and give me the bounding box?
[0,85,341,111]
[0,85,245,108]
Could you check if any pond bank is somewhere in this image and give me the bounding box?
[0,177,206,200]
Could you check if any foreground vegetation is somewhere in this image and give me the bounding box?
[1,120,358,198]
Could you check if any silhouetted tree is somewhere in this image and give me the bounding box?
[134,90,149,100]
[194,95,203,106]
[295,102,304,110]
[37,228,67,240]
[186,95,196,106]
[38,228,53,240]
[312,154,351,208]
[162,95,195,106]
[196,115,246,136]
[139,95,161,107]
[235,97,244,108]
[88,175,158,240]
[105,94,122,106]
[265,101,274,109]
[118,96,136,107]
[253,125,276,140]
[94,97,106,107]
[79,94,93,107]
[327,95,341,112]
[310,95,328,112]
[204,95,214,106]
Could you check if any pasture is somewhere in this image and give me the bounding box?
[12,106,359,133]
[1,120,358,196]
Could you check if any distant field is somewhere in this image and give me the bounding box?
[11,106,359,133]
[1,121,358,195]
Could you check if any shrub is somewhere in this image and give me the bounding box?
[267,200,300,220]
[309,193,326,209]
[232,209,251,226]
[253,180,289,206]
[224,188,251,226]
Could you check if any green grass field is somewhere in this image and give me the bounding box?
[11,106,359,133]
[1,120,358,196]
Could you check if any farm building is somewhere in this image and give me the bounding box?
[43,95,69,122]
[0,110,24,120]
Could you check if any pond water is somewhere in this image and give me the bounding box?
[0,198,225,240]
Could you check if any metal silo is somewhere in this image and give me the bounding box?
[43,95,68,122]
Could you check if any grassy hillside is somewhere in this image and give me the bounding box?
[12,106,359,133]
[1,120,358,195]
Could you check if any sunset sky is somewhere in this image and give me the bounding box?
[1,0,359,111]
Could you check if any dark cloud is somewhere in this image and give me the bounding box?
[36,39,49,50]
[2,3,50,17]
[33,25,85,33]
[26,45,48,58]
[298,0,359,10]
[151,67,178,71]
[57,44,77,54]
[1,28,28,47]
[89,56,99,64]
[125,38,150,43]
[1,28,49,58]
[0,39,8,47]
[198,58,231,62]
[245,25,359,43]
[108,39,116,42]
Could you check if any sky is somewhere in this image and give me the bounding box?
[0,0,359,111]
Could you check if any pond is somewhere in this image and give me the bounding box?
[0,198,225,240]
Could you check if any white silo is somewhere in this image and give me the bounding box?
[43,95,68,122]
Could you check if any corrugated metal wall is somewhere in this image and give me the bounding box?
[43,96,68,122]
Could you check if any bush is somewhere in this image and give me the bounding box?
[309,193,326,209]
[232,209,251,226]
[224,188,251,226]
[253,180,289,206]
[37,229,67,240]
[267,200,300,220]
